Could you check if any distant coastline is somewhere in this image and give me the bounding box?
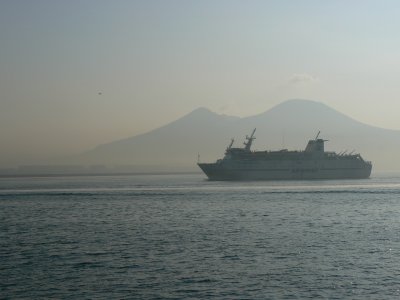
[0,167,201,178]
[2,170,400,179]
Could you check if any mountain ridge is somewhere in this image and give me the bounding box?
[75,99,400,171]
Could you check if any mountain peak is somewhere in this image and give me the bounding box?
[261,99,342,117]
[182,107,240,122]
[188,107,214,116]
[192,106,212,113]
[274,99,328,109]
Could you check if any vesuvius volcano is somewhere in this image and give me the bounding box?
[74,99,400,172]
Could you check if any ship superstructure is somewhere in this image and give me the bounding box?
[197,129,372,180]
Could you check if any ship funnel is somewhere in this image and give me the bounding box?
[305,132,325,154]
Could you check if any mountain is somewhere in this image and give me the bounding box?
[75,99,400,171]
[75,107,240,171]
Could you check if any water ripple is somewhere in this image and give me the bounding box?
[2,174,400,299]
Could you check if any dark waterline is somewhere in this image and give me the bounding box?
[1,173,400,299]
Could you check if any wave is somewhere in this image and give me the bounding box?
[1,185,400,198]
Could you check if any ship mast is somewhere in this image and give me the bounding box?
[244,128,256,151]
[227,138,234,150]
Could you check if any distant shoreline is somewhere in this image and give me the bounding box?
[1,170,399,179]
[0,171,203,178]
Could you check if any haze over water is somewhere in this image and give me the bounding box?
[3,1,400,168]
[2,173,400,299]
[3,1,400,298]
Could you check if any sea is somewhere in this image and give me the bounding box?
[1,172,400,299]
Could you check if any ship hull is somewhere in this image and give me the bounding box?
[198,161,372,181]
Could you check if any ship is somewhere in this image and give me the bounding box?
[197,129,372,180]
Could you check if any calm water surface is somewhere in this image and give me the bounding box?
[1,173,400,299]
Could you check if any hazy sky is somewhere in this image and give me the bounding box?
[1,0,400,167]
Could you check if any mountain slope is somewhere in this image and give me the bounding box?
[76,100,400,171]
[77,107,241,170]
